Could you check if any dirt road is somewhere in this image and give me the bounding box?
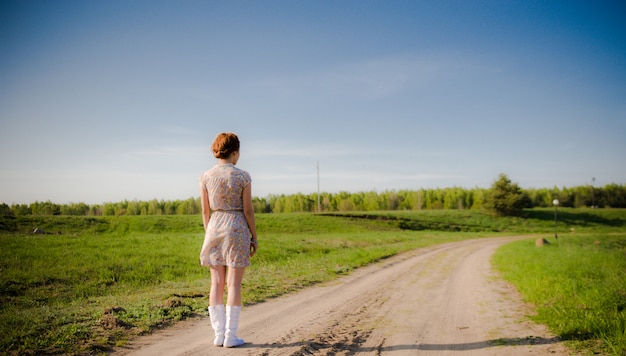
[114,236,569,355]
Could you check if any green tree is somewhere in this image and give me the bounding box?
[483,173,528,216]
[414,190,425,210]
[471,188,486,209]
[443,188,457,210]
[321,193,333,212]
[31,201,61,215]
[252,197,271,213]
[425,189,443,209]
[147,199,162,215]
[102,203,116,216]
[0,203,13,216]
[11,204,31,216]
[363,191,380,211]
[604,183,626,208]
[60,202,90,215]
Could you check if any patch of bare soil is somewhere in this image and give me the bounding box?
[112,237,570,355]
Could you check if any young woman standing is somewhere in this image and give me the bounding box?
[199,132,258,347]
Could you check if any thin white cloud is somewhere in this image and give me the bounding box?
[157,125,201,137]
[242,53,495,103]
[127,145,207,158]
[245,141,372,158]
[250,58,414,100]
[245,139,451,159]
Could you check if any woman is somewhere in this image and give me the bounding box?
[199,132,258,348]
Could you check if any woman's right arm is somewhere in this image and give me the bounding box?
[200,187,211,231]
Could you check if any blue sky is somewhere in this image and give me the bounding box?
[1,0,625,204]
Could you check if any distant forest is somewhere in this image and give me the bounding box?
[2,183,625,216]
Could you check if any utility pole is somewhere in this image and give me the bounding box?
[317,161,321,213]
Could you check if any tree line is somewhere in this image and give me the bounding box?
[1,181,625,217]
[261,182,625,213]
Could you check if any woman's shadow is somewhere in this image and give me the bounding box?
[233,335,562,352]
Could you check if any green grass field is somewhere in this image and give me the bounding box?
[1,209,624,355]
[493,234,626,355]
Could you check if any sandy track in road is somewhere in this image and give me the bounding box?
[114,236,569,355]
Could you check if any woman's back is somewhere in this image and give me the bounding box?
[201,163,251,211]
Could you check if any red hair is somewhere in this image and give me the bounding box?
[211,132,240,159]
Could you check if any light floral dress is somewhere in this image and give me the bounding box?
[199,163,252,268]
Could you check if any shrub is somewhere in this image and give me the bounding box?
[484,173,529,216]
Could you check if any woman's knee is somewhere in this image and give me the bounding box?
[211,278,225,289]
[227,267,246,285]
[210,266,226,285]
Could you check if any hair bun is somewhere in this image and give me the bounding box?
[211,132,240,159]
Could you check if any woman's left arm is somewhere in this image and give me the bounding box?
[242,183,258,257]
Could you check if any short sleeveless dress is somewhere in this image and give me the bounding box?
[199,163,252,268]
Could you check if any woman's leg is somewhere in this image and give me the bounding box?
[224,267,246,347]
[208,265,227,346]
[226,267,246,306]
[209,265,226,306]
